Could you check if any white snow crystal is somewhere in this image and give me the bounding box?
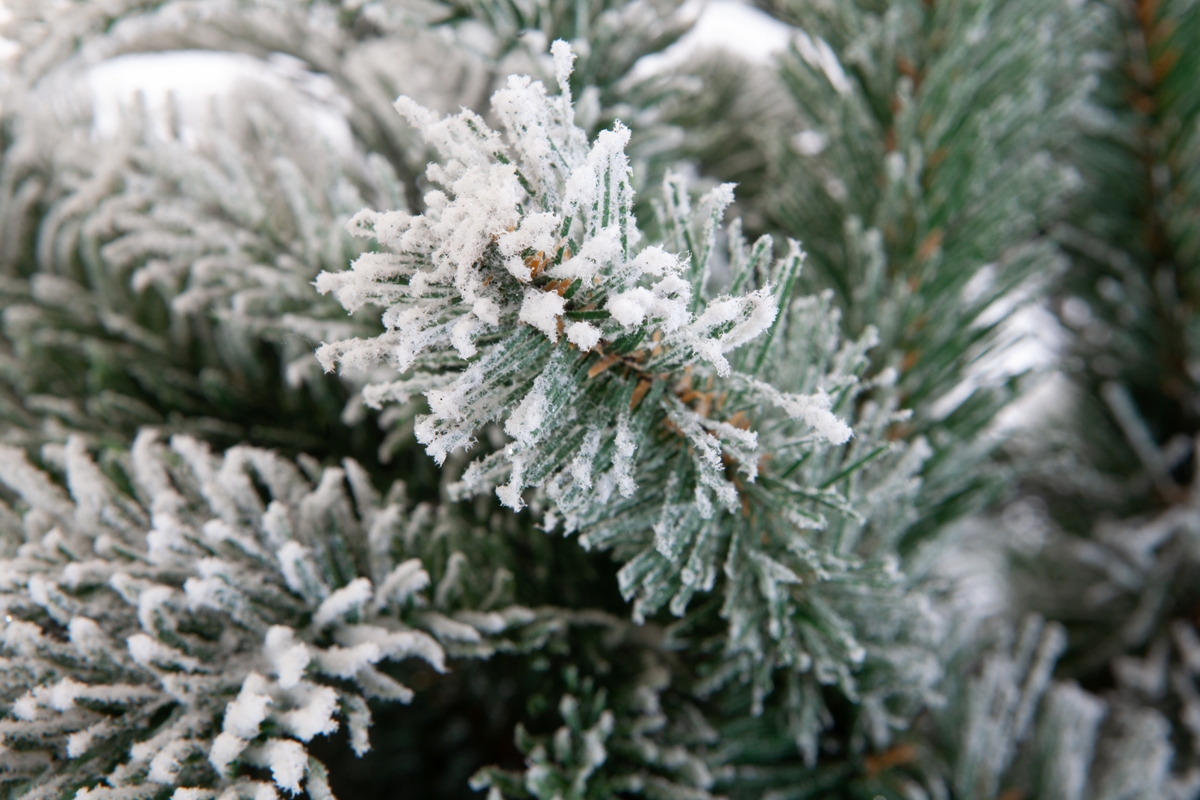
[374,559,431,610]
[68,616,108,655]
[49,677,85,711]
[422,351,493,426]
[563,162,597,208]
[173,790,216,800]
[566,321,601,350]
[12,692,37,721]
[629,245,680,276]
[127,633,202,672]
[609,287,655,328]
[718,288,778,350]
[345,695,372,756]
[612,413,637,498]
[313,578,373,629]
[570,427,604,489]
[347,207,409,244]
[67,720,110,758]
[692,296,743,331]
[335,624,447,672]
[519,290,566,341]
[497,212,561,261]
[505,387,549,448]
[421,612,483,643]
[496,456,527,511]
[472,297,501,325]
[450,315,480,359]
[505,255,533,282]
[148,740,193,784]
[276,542,328,601]
[223,673,273,739]
[685,288,778,376]
[314,643,382,679]
[279,685,340,741]
[547,225,622,281]
[260,738,308,795]
[208,732,247,776]
[609,275,691,332]
[649,275,692,331]
[182,573,239,618]
[772,391,853,444]
[354,666,415,703]
[265,626,311,689]
[551,38,576,112]
[744,377,853,445]
[137,585,176,633]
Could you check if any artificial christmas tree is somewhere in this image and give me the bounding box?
[2,0,1197,798]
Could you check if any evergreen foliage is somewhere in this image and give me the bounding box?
[315,46,945,792]
[743,0,1100,549]
[1,0,1198,798]
[0,0,697,460]
[963,0,1200,796]
[0,84,395,457]
[0,432,473,797]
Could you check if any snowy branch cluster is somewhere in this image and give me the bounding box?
[316,42,848,501]
[0,75,407,455]
[0,432,542,798]
[314,43,942,735]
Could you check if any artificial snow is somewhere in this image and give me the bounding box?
[518,290,566,341]
[566,321,602,350]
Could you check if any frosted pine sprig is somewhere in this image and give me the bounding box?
[316,43,940,740]
[0,432,534,798]
[315,41,851,514]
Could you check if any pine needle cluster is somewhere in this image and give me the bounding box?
[2,0,1199,798]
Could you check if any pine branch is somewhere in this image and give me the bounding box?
[0,83,397,462]
[316,43,945,764]
[740,0,1100,549]
[0,0,703,465]
[0,430,595,797]
[959,0,1200,795]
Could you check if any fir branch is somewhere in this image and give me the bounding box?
[743,0,1101,548]
[958,0,1200,794]
[0,431,551,798]
[317,43,943,759]
[0,84,393,459]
